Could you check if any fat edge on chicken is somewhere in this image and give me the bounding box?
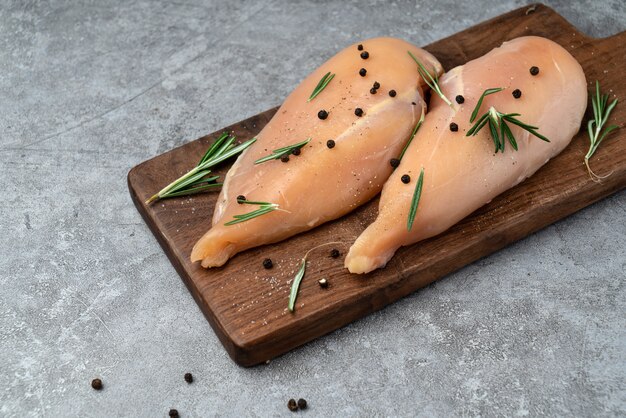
[345,36,587,274]
[191,37,443,268]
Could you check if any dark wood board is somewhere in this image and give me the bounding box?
[128,4,626,366]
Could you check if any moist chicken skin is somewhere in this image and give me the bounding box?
[191,37,443,268]
[345,36,587,274]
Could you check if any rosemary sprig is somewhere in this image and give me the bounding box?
[466,88,549,153]
[146,134,256,204]
[407,168,424,231]
[224,199,279,226]
[397,109,425,163]
[254,138,311,164]
[288,241,343,312]
[585,80,619,181]
[407,51,452,107]
[308,72,335,102]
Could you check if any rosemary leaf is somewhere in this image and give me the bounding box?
[397,109,425,162]
[164,183,223,198]
[188,175,220,187]
[470,88,504,122]
[407,168,425,231]
[174,169,214,191]
[225,206,276,224]
[199,137,257,169]
[224,200,278,226]
[467,112,489,136]
[199,132,229,165]
[488,118,501,153]
[208,135,236,164]
[503,115,549,142]
[501,121,518,151]
[585,81,619,181]
[254,138,311,164]
[235,199,274,206]
[308,72,335,102]
[407,51,452,107]
[596,124,619,147]
[502,112,522,119]
[288,259,307,312]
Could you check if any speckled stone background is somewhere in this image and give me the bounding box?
[1,1,624,416]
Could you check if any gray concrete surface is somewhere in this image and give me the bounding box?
[1,0,624,416]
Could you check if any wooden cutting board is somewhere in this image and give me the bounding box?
[128,4,625,366]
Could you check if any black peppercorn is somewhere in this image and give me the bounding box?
[357,44,363,51]
[359,68,367,77]
[530,66,539,75]
[455,95,465,104]
[263,258,273,269]
[169,409,179,417]
[449,122,458,132]
[389,90,396,97]
[326,139,335,149]
[288,399,298,412]
[512,89,522,99]
[280,154,290,163]
[298,399,308,410]
[401,174,411,184]
[91,378,102,390]
[317,109,328,120]
[390,158,400,168]
[360,51,369,59]
[330,248,340,258]
[291,147,301,156]
[373,81,380,89]
[355,108,363,117]
[318,278,329,288]
[184,373,193,383]
[236,195,246,203]
[370,88,377,94]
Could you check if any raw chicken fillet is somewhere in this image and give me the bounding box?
[192,37,443,267]
[345,36,587,274]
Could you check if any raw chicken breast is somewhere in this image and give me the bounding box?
[192,37,443,267]
[345,36,587,274]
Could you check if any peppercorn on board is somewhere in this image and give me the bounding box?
[128,4,626,366]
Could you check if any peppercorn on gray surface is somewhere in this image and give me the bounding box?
[1,1,624,417]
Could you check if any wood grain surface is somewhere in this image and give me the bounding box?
[128,4,626,366]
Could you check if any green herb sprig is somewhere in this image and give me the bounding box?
[407,51,452,107]
[288,260,306,312]
[146,133,256,204]
[585,81,619,181]
[224,199,279,226]
[407,168,424,231]
[467,88,549,153]
[254,138,311,164]
[288,242,343,312]
[308,72,335,102]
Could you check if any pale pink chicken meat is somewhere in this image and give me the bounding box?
[192,37,443,267]
[345,36,587,274]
